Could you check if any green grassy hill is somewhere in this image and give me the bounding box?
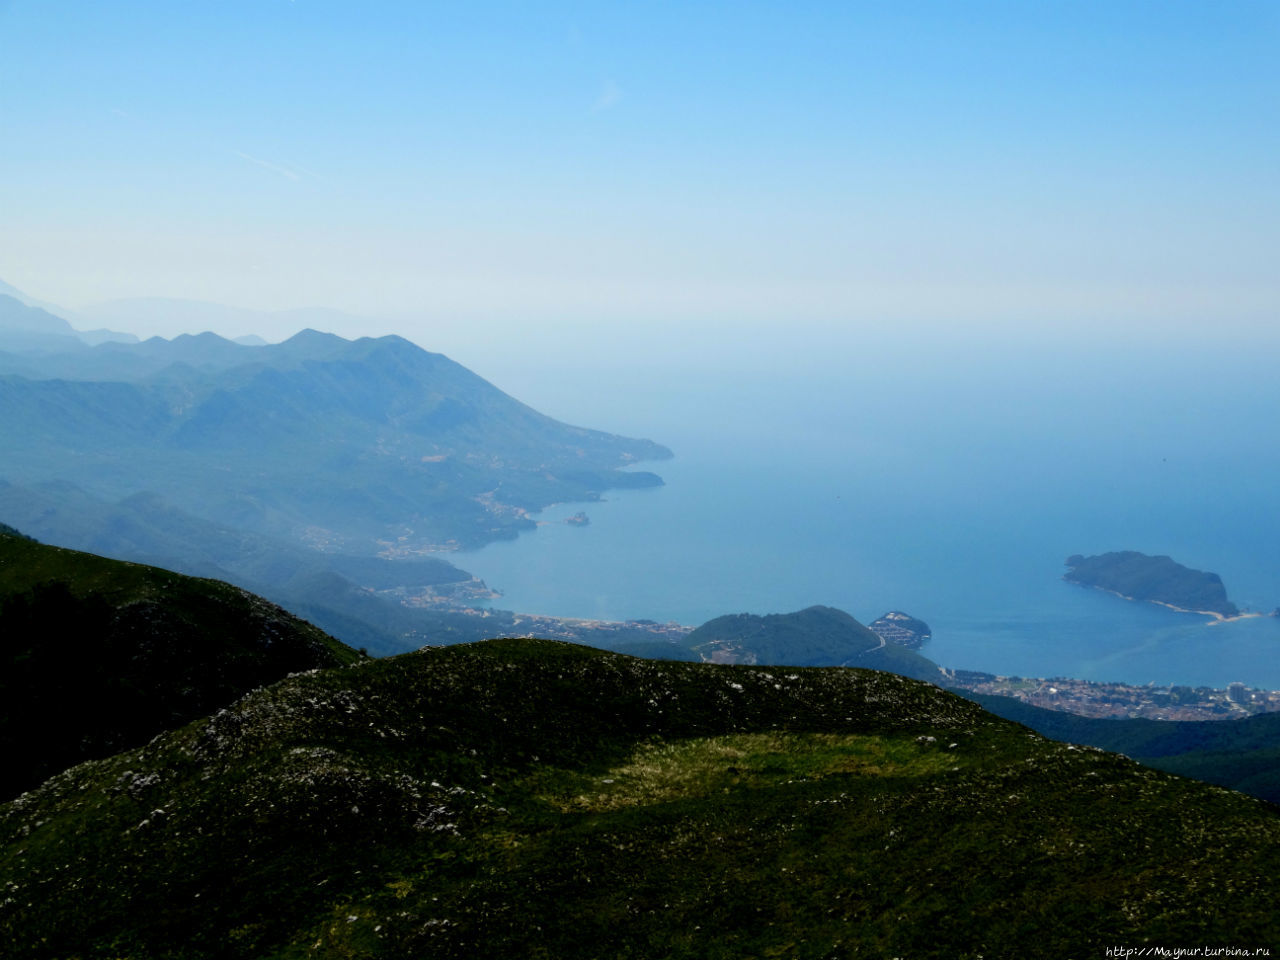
[688,605,881,665]
[685,605,944,680]
[0,527,360,800]
[4,636,1279,958]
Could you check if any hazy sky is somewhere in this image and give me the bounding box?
[1,1,1276,346]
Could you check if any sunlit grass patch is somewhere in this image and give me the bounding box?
[534,731,961,812]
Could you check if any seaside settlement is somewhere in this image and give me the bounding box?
[418,601,1280,723]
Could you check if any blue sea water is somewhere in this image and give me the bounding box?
[458,332,1280,689]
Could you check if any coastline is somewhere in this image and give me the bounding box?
[1068,580,1264,624]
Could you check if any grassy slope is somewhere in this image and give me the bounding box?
[0,530,360,800]
[968,692,1280,804]
[3,638,1278,959]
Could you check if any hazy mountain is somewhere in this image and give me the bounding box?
[0,327,314,380]
[0,293,76,335]
[3,635,1278,957]
[0,526,359,800]
[0,479,474,594]
[0,278,27,300]
[73,327,139,345]
[76,296,370,344]
[0,283,137,347]
[0,479,495,654]
[79,295,264,330]
[0,328,670,553]
[0,293,84,354]
[0,279,80,319]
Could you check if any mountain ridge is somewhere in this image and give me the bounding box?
[0,327,670,553]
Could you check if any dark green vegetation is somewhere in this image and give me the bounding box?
[969,692,1280,805]
[1064,551,1239,618]
[0,527,359,801]
[687,605,883,664]
[3,637,1279,959]
[685,605,944,681]
[0,326,669,554]
[0,520,33,541]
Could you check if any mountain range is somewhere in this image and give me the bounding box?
[0,279,669,555]
[0,326,669,552]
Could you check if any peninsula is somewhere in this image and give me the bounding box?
[1064,551,1244,620]
[868,611,932,649]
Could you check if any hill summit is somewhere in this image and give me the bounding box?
[4,635,1279,957]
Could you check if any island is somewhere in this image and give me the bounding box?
[867,611,932,649]
[1063,551,1244,620]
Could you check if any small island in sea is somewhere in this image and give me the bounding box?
[1063,551,1249,621]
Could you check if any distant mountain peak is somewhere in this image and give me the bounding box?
[282,327,347,347]
[172,330,237,345]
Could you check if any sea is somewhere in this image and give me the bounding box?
[452,328,1280,690]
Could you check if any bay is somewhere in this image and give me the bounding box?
[457,332,1280,689]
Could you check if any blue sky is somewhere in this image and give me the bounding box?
[1,1,1276,347]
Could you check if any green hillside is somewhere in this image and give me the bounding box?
[686,605,943,680]
[3,637,1278,958]
[967,692,1280,804]
[0,527,359,800]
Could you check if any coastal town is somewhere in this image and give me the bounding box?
[390,584,1278,722]
[941,669,1280,721]
[493,609,1280,723]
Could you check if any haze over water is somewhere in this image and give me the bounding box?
[460,331,1280,690]
[2,0,1275,686]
